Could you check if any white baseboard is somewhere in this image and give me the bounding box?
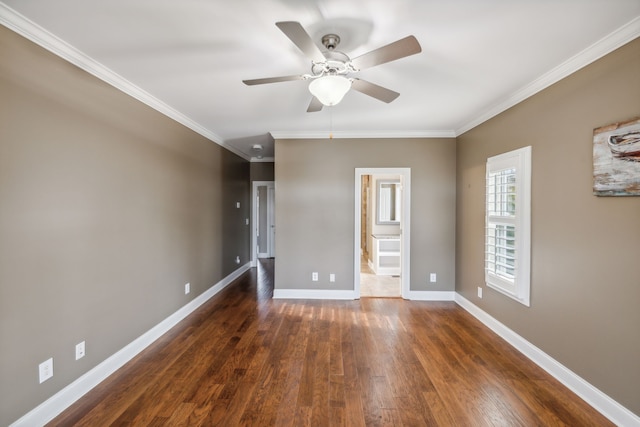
[273,289,357,300]
[454,293,640,427]
[10,263,252,427]
[272,289,456,301]
[407,290,456,301]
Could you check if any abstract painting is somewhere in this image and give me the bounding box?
[593,117,640,196]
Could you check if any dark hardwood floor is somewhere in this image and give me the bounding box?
[48,259,612,426]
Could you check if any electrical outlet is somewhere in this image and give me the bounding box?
[478,287,483,298]
[329,273,335,282]
[430,273,437,283]
[235,256,240,264]
[39,358,53,383]
[185,283,190,295]
[236,202,240,209]
[76,341,86,360]
[245,218,249,225]
[312,272,318,281]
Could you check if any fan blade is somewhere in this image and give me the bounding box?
[350,35,421,70]
[243,75,305,85]
[307,96,323,113]
[276,21,326,63]
[351,79,400,103]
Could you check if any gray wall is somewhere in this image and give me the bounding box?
[0,26,250,425]
[456,37,640,415]
[250,161,274,182]
[274,138,456,292]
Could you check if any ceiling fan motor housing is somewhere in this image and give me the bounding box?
[321,34,340,50]
[311,50,352,76]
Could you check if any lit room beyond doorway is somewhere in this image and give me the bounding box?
[360,174,402,297]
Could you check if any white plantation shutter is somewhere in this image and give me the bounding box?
[485,146,531,306]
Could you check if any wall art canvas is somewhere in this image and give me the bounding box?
[593,117,640,196]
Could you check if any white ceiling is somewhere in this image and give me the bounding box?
[2,0,640,160]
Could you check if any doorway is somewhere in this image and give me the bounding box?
[252,181,275,266]
[354,168,410,298]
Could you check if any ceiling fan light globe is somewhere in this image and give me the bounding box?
[309,75,351,106]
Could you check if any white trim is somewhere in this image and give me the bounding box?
[407,291,456,301]
[274,289,455,301]
[457,16,640,135]
[270,130,456,140]
[354,168,411,299]
[0,3,250,161]
[485,146,531,306]
[2,3,637,149]
[250,157,275,163]
[454,293,640,427]
[251,181,274,266]
[266,185,276,258]
[10,263,251,427]
[273,289,357,300]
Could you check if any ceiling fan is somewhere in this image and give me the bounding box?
[243,21,422,112]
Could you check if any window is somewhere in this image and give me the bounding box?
[485,146,531,306]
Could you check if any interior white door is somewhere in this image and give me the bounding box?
[253,181,274,262]
[267,184,275,258]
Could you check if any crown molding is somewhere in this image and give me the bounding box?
[456,16,640,136]
[3,2,638,149]
[270,129,457,140]
[0,3,251,162]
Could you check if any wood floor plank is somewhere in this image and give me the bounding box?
[47,260,615,426]
[273,303,311,427]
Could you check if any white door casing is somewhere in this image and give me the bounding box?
[354,168,411,299]
[251,181,274,265]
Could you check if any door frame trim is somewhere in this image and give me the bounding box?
[251,180,274,267]
[354,168,411,299]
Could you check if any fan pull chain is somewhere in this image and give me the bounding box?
[329,107,334,140]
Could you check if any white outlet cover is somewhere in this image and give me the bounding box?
[430,273,437,283]
[39,358,53,383]
[75,341,86,360]
[312,272,318,281]
[185,283,190,294]
[478,287,483,298]
[329,273,335,282]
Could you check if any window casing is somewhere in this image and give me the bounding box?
[485,146,531,306]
